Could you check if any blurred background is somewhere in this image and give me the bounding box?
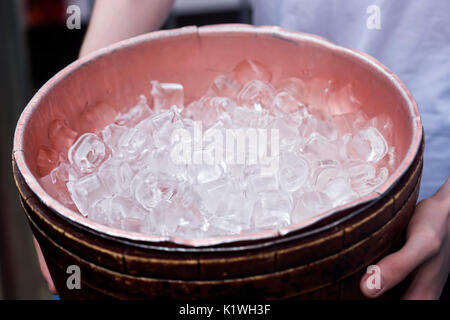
[0,0,252,300]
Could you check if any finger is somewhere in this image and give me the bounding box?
[402,255,445,300]
[360,227,440,298]
[33,238,58,295]
[402,238,449,300]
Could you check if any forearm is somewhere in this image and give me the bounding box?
[80,0,174,57]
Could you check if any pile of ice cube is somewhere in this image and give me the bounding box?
[38,59,395,238]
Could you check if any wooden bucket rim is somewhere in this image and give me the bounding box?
[13,24,423,247]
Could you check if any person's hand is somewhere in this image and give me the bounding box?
[360,178,450,299]
[34,238,57,295]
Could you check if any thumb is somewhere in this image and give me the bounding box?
[360,226,440,298]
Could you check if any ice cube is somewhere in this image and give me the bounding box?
[291,191,332,224]
[68,133,110,175]
[97,159,134,196]
[208,75,242,98]
[268,116,299,149]
[151,80,184,111]
[233,59,272,84]
[208,216,242,235]
[322,176,358,206]
[39,163,75,210]
[209,97,237,113]
[153,115,180,148]
[116,196,149,233]
[88,196,146,231]
[195,97,225,129]
[195,164,224,184]
[118,127,151,161]
[107,197,136,230]
[156,198,206,236]
[232,106,261,127]
[50,162,70,184]
[314,165,344,190]
[352,166,389,196]
[48,120,79,155]
[217,111,234,128]
[196,178,231,213]
[115,95,152,127]
[87,197,112,226]
[305,78,336,111]
[148,147,179,176]
[255,108,272,128]
[248,174,278,193]
[77,102,117,134]
[276,77,307,103]
[387,146,396,169]
[327,82,361,115]
[302,134,340,161]
[101,123,128,153]
[347,126,388,163]
[300,116,338,141]
[67,172,109,215]
[346,161,376,184]
[278,154,309,192]
[271,91,308,116]
[237,80,275,111]
[131,170,162,210]
[332,111,368,136]
[368,114,393,142]
[157,173,178,201]
[37,145,60,177]
[214,194,254,229]
[149,201,180,236]
[175,182,202,210]
[252,191,292,229]
[151,108,175,130]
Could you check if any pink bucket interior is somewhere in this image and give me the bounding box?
[15,25,421,245]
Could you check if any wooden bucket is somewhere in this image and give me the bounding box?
[12,25,423,299]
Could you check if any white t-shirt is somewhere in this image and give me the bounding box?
[252,0,450,200]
